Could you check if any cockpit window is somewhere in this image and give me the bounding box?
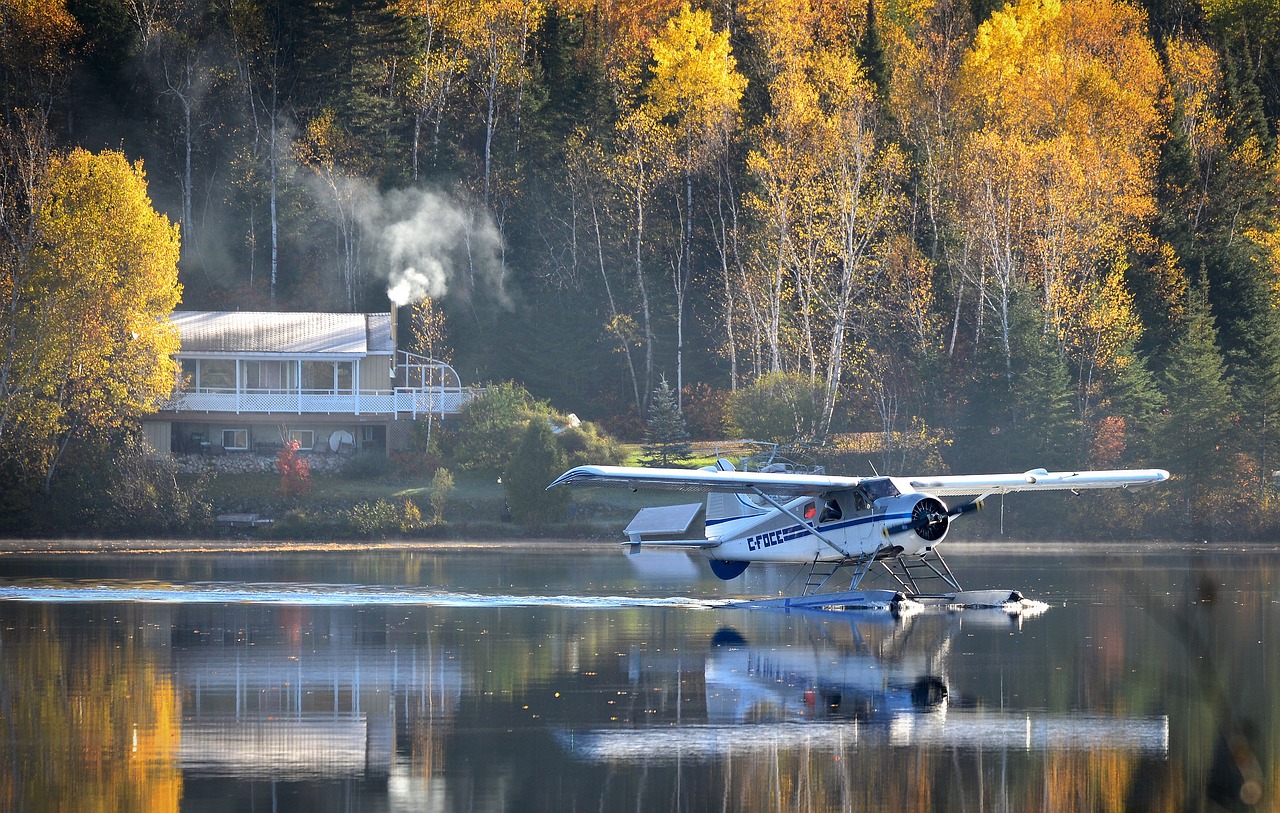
[860,478,900,502]
[819,499,843,522]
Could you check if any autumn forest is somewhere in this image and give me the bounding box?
[3,0,1280,534]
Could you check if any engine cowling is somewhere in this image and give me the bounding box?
[908,496,951,543]
[883,494,953,553]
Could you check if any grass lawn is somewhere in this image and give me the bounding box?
[189,447,686,536]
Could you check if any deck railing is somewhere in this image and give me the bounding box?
[160,386,474,418]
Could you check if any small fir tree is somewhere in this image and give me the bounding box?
[503,419,569,526]
[1011,335,1081,471]
[641,377,693,467]
[1158,279,1236,529]
[856,0,889,101]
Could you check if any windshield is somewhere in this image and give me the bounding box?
[860,477,900,502]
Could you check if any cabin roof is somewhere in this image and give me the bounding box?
[172,311,394,355]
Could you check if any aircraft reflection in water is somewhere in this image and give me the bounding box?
[0,591,1172,812]
[557,607,1168,763]
[70,603,1163,780]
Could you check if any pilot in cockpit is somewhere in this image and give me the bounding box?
[820,498,844,522]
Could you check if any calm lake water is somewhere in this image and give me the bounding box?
[0,540,1276,812]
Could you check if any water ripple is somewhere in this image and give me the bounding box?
[0,579,731,609]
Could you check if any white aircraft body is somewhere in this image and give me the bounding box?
[547,459,1170,596]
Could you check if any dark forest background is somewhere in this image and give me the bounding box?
[4,0,1280,533]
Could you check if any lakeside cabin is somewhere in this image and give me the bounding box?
[143,310,473,457]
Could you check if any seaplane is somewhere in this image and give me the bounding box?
[547,452,1169,609]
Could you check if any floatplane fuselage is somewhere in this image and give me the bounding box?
[548,459,1170,605]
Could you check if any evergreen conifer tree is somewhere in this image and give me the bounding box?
[1011,335,1080,471]
[641,376,693,467]
[1158,278,1236,529]
[857,0,890,101]
[1095,335,1165,465]
[503,418,568,526]
[1235,310,1280,504]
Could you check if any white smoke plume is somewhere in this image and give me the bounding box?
[356,187,507,307]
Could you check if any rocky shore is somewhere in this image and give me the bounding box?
[173,451,351,476]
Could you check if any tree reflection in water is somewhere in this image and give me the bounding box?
[0,544,1274,811]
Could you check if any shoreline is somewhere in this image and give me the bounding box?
[0,537,1274,556]
[0,537,602,555]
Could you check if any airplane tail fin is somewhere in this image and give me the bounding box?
[705,458,767,524]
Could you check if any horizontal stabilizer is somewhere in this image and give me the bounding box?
[618,538,721,550]
[624,503,710,546]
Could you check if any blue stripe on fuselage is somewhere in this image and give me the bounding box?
[731,511,913,548]
[705,492,773,526]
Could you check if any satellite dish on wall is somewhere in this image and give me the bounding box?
[330,430,354,452]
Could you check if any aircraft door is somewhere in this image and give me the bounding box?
[843,486,884,551]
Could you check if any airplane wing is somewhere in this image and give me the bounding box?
[546,465,863,497]
[904,468,1170,497]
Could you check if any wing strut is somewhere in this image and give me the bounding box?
[747,487,852,558]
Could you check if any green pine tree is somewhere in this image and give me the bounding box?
[641,376,693,467]
[1196,49,1277,370]
[503,418,568,526]
[1157,279,1236,530]
[1095,335,1165,465]
[1235,310,1280,504]
[857,0,890,101]
[1011,335,1081,471]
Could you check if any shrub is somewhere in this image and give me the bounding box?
[682,381,728,439]
[36,431,211,537]
[450,381,538,472]
[276,439,311,496]
[449,382,625,472]
[341,450,387,480]
[555,421,625,467]
[345,498,401,538]
[428,467,454,524]
[728,372,825,443]
[401,499,423,532]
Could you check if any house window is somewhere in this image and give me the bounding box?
[301,361,354,393]
[335,362,353,392]
[179,359,198,390]
[287,429,315,450]
[243,360,294,392]
[302,361,332,392]
[199,360,235,391]
[221,428,249,451]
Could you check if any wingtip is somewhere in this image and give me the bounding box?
[545,468,577,490]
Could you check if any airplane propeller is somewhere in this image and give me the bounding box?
[885,497,984,540]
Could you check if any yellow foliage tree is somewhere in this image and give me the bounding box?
[559,0,683,88]
[740,8,908,436]
[393,0,468,180]
[646,3,745,158]
[951,0,1164,386]
[644,2,745,401]
[0,142,181,492]
[294,109,370,307]
[0,0,81,116]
